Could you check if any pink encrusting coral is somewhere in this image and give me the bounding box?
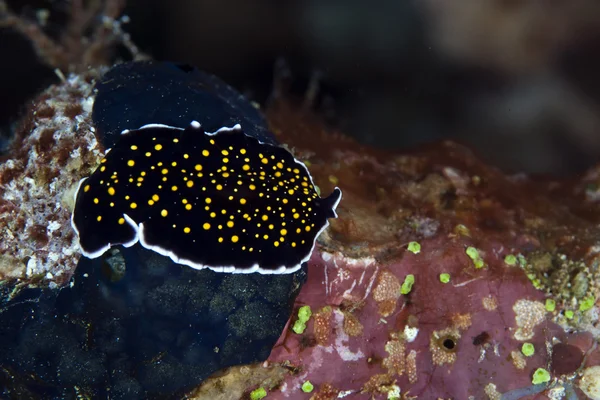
[267,243,598,398]
[235,100,600,399]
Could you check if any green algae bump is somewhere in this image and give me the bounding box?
[439,273,450,284]
[401,274,415,295]
[301,381,314,393]
[580,296,596,312]
[531,368,551,385]
[565,310,574,319]
[466,246,485,268]
[466,246,479,260]
[407,241,421,254]
[454,224,470,237]
[292,305,312,334]
[250,387,267,400]
[504,254,517,266]
[521,343,535,357]
[545,298,556,312]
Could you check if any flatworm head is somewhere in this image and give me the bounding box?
[71,122,342,274]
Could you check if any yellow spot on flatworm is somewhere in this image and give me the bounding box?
[293,213,300,219]
[221,150,229,156]
[94,198,99,204]
[206,198,212,204]
[218,237,223,243]
[127,160,135,167]
[240,198,247,205]
[145,152,151,157]
[154,144,163,151]
[195,164,202,171]
[152,194,159,201]
[203,223,211,230]
[185,204,192,210]
[232,235,239,243]
[243,164,250,171]
[171,185,178,191]
[108,187,115,196]
[97,216,102,222]
[280,229,287,236]
[161,209,168,217]
[118,218,125,225]
[262,215,268,221]
[216,184,223,190]
[274,241,279,247]
[84,185,90,192]
[227,221,234,228]
[187,180,194,188]
[202,150,209,157]
[240,149,247,154]
[130,202,137,209]
[184,227,191,234]
[148,199,154,205]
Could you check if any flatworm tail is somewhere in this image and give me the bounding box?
[321,187,342,219]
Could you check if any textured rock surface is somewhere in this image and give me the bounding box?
[186,100,600,399]
[0,245,305,399]
[0,70,104,284]
[3,68,600,400]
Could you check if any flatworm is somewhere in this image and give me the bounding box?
[72,121,342,274]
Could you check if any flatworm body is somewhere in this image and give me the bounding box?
[72,121,341,274]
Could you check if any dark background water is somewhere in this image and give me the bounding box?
[2,0,600,175]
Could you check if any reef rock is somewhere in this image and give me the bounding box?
[3,63,600,400]
[192,100,600,399]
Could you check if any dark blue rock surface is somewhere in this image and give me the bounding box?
[92,61,278,148]
[0,246,306,399]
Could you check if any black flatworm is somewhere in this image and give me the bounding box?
[72,121,342,274]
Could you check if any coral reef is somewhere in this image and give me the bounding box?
[3,2,600,399]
